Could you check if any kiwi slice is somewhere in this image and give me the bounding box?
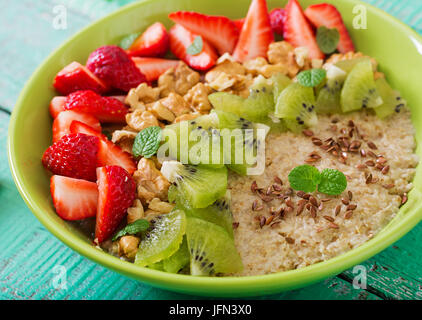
[335,57,375,74]
[186,217,243,276]
[161,161,228,208]
[315,79,343,115]
[340,60,383,113]
[272,73,292,104]
[274,83,318,132]
[373,77,406,118]
[161,236,190,273]
[162,113,223,167]
[212,110,269,175]
[177,191,234,238]
[135,209,186,267]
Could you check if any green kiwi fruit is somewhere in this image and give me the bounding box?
[161,236,190,273]
[274,83,318,132]
[161,161,228,208]
[186,217,243,276]
[340,60,383,113]
[135,209,186,267]
[335,57,375,73]
[176,191,234,238]
[373,77,407,118]
[272,73,292,104]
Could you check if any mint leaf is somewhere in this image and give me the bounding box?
[288,165,321,193]
[316,26,340,54]
[318,169,347,195]
[186,36,203,56]
[297,69,327,87]
[133,126,162,158]
[120,32,141,50]
[112,219,150,241]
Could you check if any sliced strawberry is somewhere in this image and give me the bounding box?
[304,3,355,53]
[70,121,137,175]
[233,18,245,31]
[49,96,66,118]
[169,24,217,71]
[65,90,128,123]
[283,0,324,59]
[269,8,286,36]
[168,11,239,55]
[51,175,98,221]
[132,57,180,82]
[128,22,169,57]
[43,133,100,181]
[86,45,147,92]
[52,110,101,143]
[95,166,136,243]
[53,62,108,95]
[232,0,274,62]
[110,96,127,103]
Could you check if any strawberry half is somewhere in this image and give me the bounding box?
[49,96,66,118]
[233,18,245,32]
[65,90,128,123]
[132,57,180,82]
[168,11,239,55]
[43,133,100,181]
[53,62,108,95]
[169,24,217,71]
[52,110,101,143]
[50,175,98,221]
[269,8,286,36]
[86,45,147,92]
[304,3,355,54]
[70,121,137,175]
[232,0,274,62]
[283,0,324,59]
[95,166,136,243]
[128,22,169,57]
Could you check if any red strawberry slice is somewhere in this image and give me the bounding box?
[169,24,217,71]
[86,45,147,92]
[283,0,325,59]
[95,166,136,243]
[168,11,239,55]
[304,3,355,53]
[232,0,274,62]
[43,133,100,181]
[49,96,66,118]
[233,18,245,31]
[132,57,180,82]
[52,110,101,143]
[70,121,137,175]
[53,62,108,95]
[51,175,99,221]
[65,90,128,123]
[269,8,286,36]
[128,22,169,57]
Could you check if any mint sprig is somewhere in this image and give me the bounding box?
[318,168,347,195]
[120,32,141,50]
[316,26,340,54]
[112,219,150,241]
[297,69,327,87]
[133,126,162,158]
[186,36,203,56]
[288,165,347,195]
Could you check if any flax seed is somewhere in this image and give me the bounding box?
[297,191,306,198]
[323,215,335,222]
[335,205,341,216]
[383,183,395,189]
[296,203,305,216]
[285,237,295,244]
[382,165,390,175]
[286,199,294,208]
[348,120,355,127]
[270,221,281,228]
[367,141,377,149]
[376,157,387,164]
[375,163,384,171]
[347,204,357,211]
[328,222,339,229]
[312,137,323,146]
[251,181,258,193]
[274,176,283,185]
[348,191,353,201]
[366,173,373,184]
[318,203,323,211]
[341,198,350,205]
[273,184,282,192]
[321,198,331,202]
[360,149,366,157]
[305,157,318,163]
[309,196,318,207]
[302,129,314,137]
[306,203,312,211]
[265,215,275,225]
[365,160,375,167]
[367,150,377,158]
[344,210,354,219]
[259,216,266,228]
[285,206,293,213]
[310,206,317,218]
[356,164,368,170]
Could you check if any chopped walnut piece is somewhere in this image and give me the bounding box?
[111,129,137,144]
[184,83,213,113]
[174,113,200,123]
[159,92,191,117]
[133,158,170,203]
[267,41,300,77]
[148,198,175,213]
[118,236,140,259]
[244,57,289,78]
[158,62,200,97]
[149,101,176,122]
[126,110,159,132]
[127,199,145,224]
[293,47,311,69]
[125,83,160,111]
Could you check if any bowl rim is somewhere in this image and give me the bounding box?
[7,0,422,296]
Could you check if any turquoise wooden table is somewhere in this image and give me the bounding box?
[1,0,422,300]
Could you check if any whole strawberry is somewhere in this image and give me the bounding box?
[270,8,286,36]
[42,133,100,181]
[86,45,147,92]
[95,166,136,243]
[65,90,128,123]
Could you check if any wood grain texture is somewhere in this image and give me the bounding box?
[0,0,421,300]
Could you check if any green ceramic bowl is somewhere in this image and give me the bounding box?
[8,0,422,297]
